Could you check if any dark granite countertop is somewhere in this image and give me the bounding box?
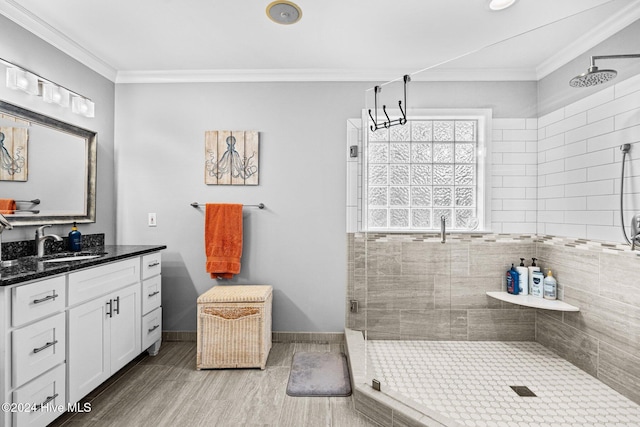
[0,245,167,286]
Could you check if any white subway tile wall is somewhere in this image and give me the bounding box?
[348,73,640,240]
[491,118,538,234]
[538,73,640,242]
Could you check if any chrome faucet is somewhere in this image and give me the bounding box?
[35,225,63,258]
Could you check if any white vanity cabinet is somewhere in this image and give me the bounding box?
[141,253,162,356]
[2,276,67,427]
[0,249,164,427]
[66,256,146,405]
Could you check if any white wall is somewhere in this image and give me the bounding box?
[0,15,116,243]
[115,81,537,332]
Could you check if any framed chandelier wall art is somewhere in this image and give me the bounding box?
[205,130,259,185]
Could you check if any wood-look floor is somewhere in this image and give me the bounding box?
[50,341,379,427]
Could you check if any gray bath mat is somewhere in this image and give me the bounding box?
[286,352,352,397]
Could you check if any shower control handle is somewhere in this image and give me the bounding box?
[631,214,640,251]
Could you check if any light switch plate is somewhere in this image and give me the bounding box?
[148,213,157,227]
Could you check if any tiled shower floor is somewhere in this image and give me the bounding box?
[367,340,640,427]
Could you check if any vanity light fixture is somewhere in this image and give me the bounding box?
[1,57,95,118]
[6,67,39,95]
[71,95,95,118]
[42,82,71,107]
[489,0,517,11]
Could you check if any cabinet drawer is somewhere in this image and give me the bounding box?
[12,276,66,327]
[12,312,66,388]
[142,307,162,350]
[142,252,162,280]
[13,363,66,427]
[68,257,139,306]
[142,275,161,315]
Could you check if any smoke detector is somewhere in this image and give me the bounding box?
[266,1,302,25]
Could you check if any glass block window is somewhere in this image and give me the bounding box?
[364,115,485,231]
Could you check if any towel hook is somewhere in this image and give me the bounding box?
[368,74,411,132]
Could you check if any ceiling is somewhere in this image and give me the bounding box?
[1,0,639,83]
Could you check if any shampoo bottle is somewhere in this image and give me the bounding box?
[69,222,82,252]
[528,258,540,296]
[506,264,520,295]
[543,270,557,300]
[516,258,529,295]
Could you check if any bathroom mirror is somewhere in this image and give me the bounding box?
[0,100,96,226]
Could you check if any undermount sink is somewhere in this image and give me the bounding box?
[42,252,107,263]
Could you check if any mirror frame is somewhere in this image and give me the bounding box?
[0,100,96,226]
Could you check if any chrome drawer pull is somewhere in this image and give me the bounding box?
[33,340,58,354]
[106,299,113,318]
[148,324,160,333]
[33,293,59,304]
[114,296,120,315]
[34,393,59,411]
[147,261,160,268]
[148,291,160,297]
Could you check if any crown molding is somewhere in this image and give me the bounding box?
[536,0,640,79]
[0,0,117,81]
[115,67,537,84]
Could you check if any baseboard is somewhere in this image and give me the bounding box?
[162,330,345,344]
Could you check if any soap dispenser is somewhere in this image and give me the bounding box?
[69,222,82,252]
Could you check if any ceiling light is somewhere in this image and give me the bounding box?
[266,1,302,25]
[489,0,516,11]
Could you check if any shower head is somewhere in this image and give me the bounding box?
[569,65,617,88]
[570,54,640,88]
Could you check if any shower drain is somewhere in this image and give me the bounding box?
[509,386,537,397]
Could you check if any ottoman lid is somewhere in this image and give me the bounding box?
[198,285,272,303]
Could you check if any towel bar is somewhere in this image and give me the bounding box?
[190,202,265,209]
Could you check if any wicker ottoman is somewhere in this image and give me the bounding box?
[197,285,272,370]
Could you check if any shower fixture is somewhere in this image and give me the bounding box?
[569,54,640,87]
[618,144,640,250]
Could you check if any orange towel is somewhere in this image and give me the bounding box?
[205,203,243,279]
[0,199,16,215]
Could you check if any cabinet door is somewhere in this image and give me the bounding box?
[68,296,110,405]
[110,284,141,373]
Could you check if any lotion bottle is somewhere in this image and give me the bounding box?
[531,271,544,298]
[69,222,82,252]
[528,258,540,296]
[543,270,557,300]
[516,258,529,295]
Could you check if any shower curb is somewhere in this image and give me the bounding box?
[344,328,458,427]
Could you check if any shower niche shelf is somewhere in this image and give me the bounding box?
[486,292,579,312]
